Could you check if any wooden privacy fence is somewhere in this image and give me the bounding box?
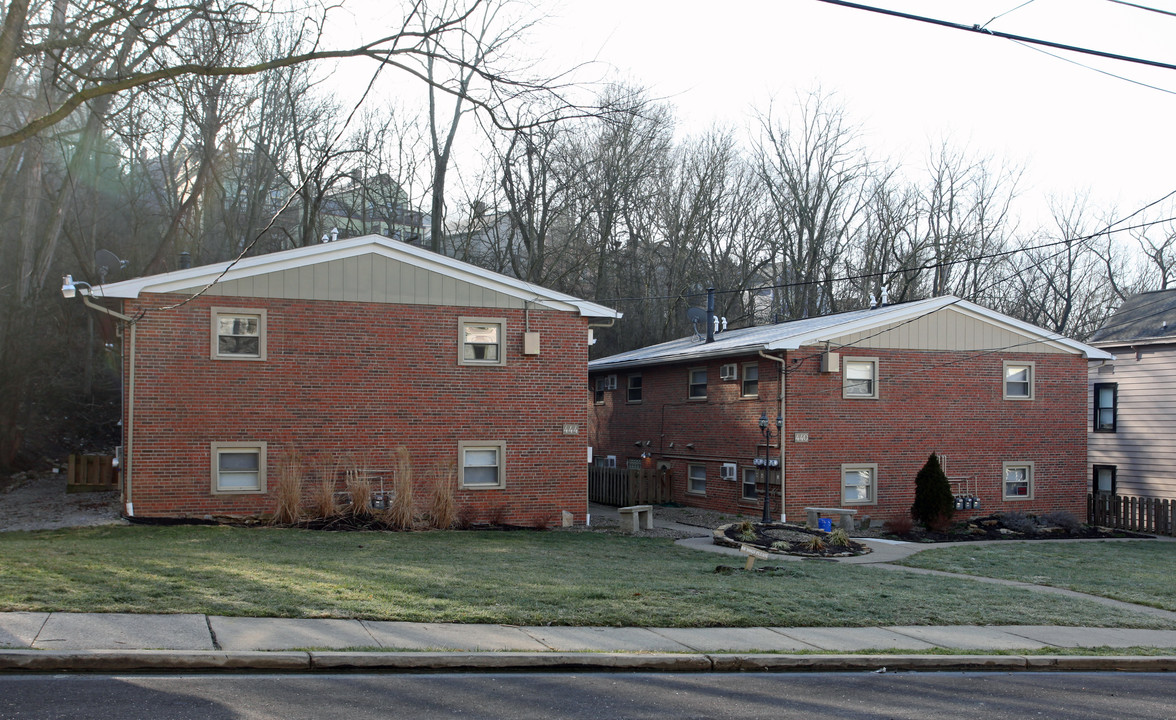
[1088,493,1176,536]
[67,454,117,493]
[588,466,672,506]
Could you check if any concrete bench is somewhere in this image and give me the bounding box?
[618,504,654,533]
[804,506,857,531]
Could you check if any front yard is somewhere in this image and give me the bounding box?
[0,525,1173,628]
[898,539,1176,611]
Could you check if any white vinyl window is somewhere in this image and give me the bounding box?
[741,467,758,501]
[843,358,878,399]
[211,308,266,360]
[459,441,506,488]
[1003,461,1034,500]
[459,318,505,366]
[688,368,707,399]
[627,374,643,403]
[687,464,706,495]
[211,442,267,494]
[841,463,876,505]
[1003,362,1035,400]
[741,363,759,398]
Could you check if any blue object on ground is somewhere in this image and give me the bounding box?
[818,518,833,532]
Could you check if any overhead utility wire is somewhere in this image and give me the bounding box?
[605,209,1176,305]
[812,0,1176,72]
[1105,0,1176,19]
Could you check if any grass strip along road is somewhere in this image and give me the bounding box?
[0,525,1172,628]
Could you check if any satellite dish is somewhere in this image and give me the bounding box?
[686,307,707,341]
[94,249,127,283]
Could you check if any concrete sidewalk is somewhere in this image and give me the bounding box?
[2,612,1176,673]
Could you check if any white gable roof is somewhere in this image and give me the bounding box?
[87,234,619,318]
[589,295,1111,370]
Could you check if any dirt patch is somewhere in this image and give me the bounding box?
[714,521,872,557]
[0,471,125,532]
[887,513,1153,543]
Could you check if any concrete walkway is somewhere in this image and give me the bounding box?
[1,612,1175,673]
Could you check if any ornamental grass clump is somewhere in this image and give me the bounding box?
[911,452,954,529]
[827,528,851,547]
[428,462,457,529]
[309,456,341,519]
[270,448,304,525]
[344,455,374,519]
[387,446,415,530]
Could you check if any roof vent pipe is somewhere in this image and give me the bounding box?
[178,251,191,269]
[705,288,715,344]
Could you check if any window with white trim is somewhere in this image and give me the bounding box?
[627,374,643,403]
[741,467,758,501]
[211,442,267,494]
[688,367,707,399]
[843,358,878,399]
[741,362,759,398]
[459,318,505,366]
[841,463,876,505]
[1002,461,1034,500]
[687,464,706,494]
[1093,383,1117,432]
[593,377,606,404]
[459,441,506,488]
[211,308,266,360]
[1003,361,1034,400]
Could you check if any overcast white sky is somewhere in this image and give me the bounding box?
[338,0,1176,230]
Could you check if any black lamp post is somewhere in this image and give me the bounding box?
[757,411,783,524]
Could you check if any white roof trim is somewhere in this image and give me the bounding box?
[763,296,1111,359]
[589,295,1110,369]
[86,235,620,318]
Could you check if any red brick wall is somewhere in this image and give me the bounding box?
[590,347,1089,523]
[122,294,590,525]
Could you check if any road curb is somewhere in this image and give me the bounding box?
[3,649,1176,673]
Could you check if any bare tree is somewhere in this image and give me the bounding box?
[753,90,870,319]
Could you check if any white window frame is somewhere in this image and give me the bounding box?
[741,362,759,398]
[741,466,758,501]
[211,307,267,361]
[458,317,506,366]
[843,358,878,399]
[593,377,606,404]
[459,440,507,489]
[627,374,642,403]
[1002,461,1034,500]
[841,463,877,505]
[688,367,707,400]
[211,441,267,494]
[1003,361,1035,400]
[687,464,706,495]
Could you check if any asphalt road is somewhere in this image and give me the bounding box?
[1,672,1173,719]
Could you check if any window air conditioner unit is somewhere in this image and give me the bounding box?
[720,463,736,481]
[605,375,618,390]
[720,363,738,381]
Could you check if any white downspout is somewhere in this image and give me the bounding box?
[759,350,787,522]
[81,293,136,517]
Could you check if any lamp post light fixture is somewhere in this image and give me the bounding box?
[758,410,783,524]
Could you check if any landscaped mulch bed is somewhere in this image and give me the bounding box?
[886,514,1154,543]
[713,522,872,558]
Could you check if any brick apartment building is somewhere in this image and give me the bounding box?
[76,235,618,525]
[588,297,1110,524]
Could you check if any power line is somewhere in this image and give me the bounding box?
[1105,0,1176,19]
[813,0,1176,72]
[604,207,1176,305]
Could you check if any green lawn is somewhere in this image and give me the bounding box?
[898,540,1176,612]
[0,525,1171,628]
